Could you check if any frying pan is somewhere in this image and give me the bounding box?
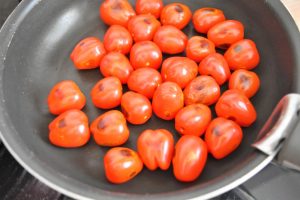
[0,0,300,199]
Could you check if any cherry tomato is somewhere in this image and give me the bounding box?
[103,25,133,54]
[100,52,133,84]
[136,0,163,19]
[160,3,192,30]
[173,135,207,182]
[70,37,106,70]
[90,110,129,146]
[186,36,216,63]
[161,57,198,89]
[127,68,162,99]
[184,76,220,106]
[175,104,211,137]
[152,82,184,120]
[99,0,136,27]
[198,53,231,85]
[208,20,244,49]
[153,25,188,54]
[104,147,143,184]
[130,41,162,70]
[47,80,86,115]
[121,91,152,125]
[224,39,260,70]
[49,109,90,148]
[137,129,174,171]
[90,77,122,109]
[193,8,226,34]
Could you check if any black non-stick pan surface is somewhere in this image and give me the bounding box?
[0,0,300,199]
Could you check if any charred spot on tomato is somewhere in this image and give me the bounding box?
[212,126,221,136]
[234,45,242,53]
[54,88,64,98]
[143,18,151,25]
[194,105,203,111]
[97,118,107,130]
[98,83,105,91]
[239,74,250,89]
[199,40,209,48]
[174,5,184,13]
[58,119,66,128]
[79,42,85,47]
[121,105,129,119]
[202,8,216,13]
[194,83,205,91]
[111,0,123,10]
[129,171,137,178]
[120,149,132,157]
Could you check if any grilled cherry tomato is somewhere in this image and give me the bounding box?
[153,25,188,54]
[224,39,260,70]
[70,37,106,70]
[127,68,162,99]
[198,53,231,85]
[137,129,174,171]
[215,89,257,127]
[193,8,226,34]
[100,52,133,84]
[90,110,129,146]
[104,147,143,184]
[90,77,122,109]
[173,135,207,182]
[49,109,90,148]
[208,20,244,49]
[152,82,184,120]
[186,36,216,63]
[205,117,243,159]
[184,76,220,106]
[103,25,133,54]
[229,69,260,98]
[161,57,198,89]
[100,0,136,27]
[48,80,86,115]
[121,91,152,125]
[136,0,163,19]
[130,41,162,70]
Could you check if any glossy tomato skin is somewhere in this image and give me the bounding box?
[173,135,208,182]
[208,20,244,49]
[137,129,174,170]
[90,77,122,109]
[130,41,162,70]
[127,68,162,99]
[70,37,106,70]
[136,0,163,19]
[100,0,136,27]
[193,8,226,34]
[153,25,188,54]
[103,25,133,54]
[48,80,86,115]
[152,82,184,120]
[186,36,216,63]
[104,147,143,184]
[49,109,90,148]
[90,110,129,146]
[224,39,260,70]
[184,76,220,106]
[100,52,133,84]
[198,53,231,85]
[160,3,192,30]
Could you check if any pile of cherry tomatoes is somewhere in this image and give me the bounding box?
[47,0,260,184]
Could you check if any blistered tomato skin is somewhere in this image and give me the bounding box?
[186,36,216,63]
[136,0,163,19]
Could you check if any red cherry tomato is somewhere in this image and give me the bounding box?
[184,76,220,106]
[100,52,133,84]
[152,82,184,120]
[224,39,260,70]
[186,36,216,63]
[49,109,90,148]
[161,57,198,89]
[90,110,129,146]
[70,37,106,70]
[130,41,162,70]
[136,0,163,19]
[173,135,207,182]
[104,147,143,184]
[153,25,188,54]
[127,68,162,99]
[103,25,133,54]
[90,77,122,109]
[47,80,86,115]
[198,53,231,85]
[99,0,136,27]
[193,8,226,34]
[175,104,211,137]
[137,129,174,170]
